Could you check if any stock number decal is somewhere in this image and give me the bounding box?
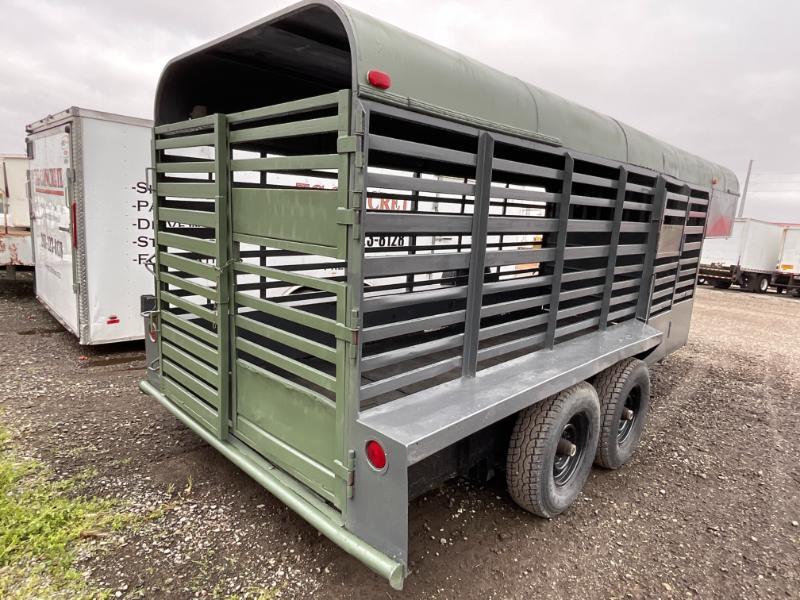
[40,233,64,258]
[365,236,406,248]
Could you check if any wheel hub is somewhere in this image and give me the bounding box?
[553,414,589,486]
[617,386,641,444]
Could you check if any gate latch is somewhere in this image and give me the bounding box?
[333,449,356,498]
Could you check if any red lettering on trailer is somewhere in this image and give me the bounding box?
[33,168,65,195]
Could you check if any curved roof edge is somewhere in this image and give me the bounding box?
[155,0,739,194]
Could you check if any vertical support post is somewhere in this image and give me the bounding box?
[214,113,231,440]
[151,133,165,386]
[636,175,668,321]
[544,153,574,350]
[599,165,627,329]
[259,151,268,299]
[668,184,692,308]
[461,132,494,377]
[405,172,420,293]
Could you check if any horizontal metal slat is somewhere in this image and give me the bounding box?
[485,247,556,267]
[489,186,560,204]
[236,314,337,364]
[160,291,218,324]
[229,115,339,144]
[159,272,219,302]
[492,157,563,181]
[162,358,219,408]
[154,115,216,135]
[683,241,702,252]
[159,252,218,281]
[155,132,215,150]
[360,356,462,401]
[161,340,220,388]
[226,91,343,125]
[157,182,216,199]
[160,310,219,348]
[234,292,338,336]
[162,324,219,365]
[361,333,464,373]
[367,173,475,196]
[230,154,340,172]
[362,309,466,343]
[234,262,345,295]
[156,161,215,174]
[157,231,217,257]
[162,378,218,432]
[363,252,470,277]
[158,207,216,228]
[236,336,336,392]
[369,134,477,166]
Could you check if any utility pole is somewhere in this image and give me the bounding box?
[737,159,753,218]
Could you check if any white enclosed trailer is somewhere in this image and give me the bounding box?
[26,107,154,344]
[1,154,33,273]
[699,218,784,292]
[772,226,800,295]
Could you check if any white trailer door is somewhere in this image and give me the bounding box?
[30,128,79,334]
[80,117,153,343]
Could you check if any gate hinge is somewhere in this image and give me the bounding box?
[333,449,356,498]
[336,207,359,225]
[334,323,359,345]
[337,135,358,154]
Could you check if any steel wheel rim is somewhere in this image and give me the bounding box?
[553,414,588,486]
[760,278,769,292]
[618,385,641,444]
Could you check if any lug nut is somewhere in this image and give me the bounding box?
[622,408,635,421]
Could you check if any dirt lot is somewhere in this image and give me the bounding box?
[1,273,798,599]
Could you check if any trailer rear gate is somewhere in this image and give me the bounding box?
[141,0,739,589]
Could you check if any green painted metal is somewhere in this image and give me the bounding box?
[231,188,341,250]
[139,379,404,590]
[154,0,737,194]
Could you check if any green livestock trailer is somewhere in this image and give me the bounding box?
[139,0,739,589]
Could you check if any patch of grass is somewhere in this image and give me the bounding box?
[0,425,137,598]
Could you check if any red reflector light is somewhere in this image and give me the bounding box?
[71,202,78,248]
[148,319,158,342]
[367,70,392,90]
[365,440,387,470]
[107,315,120,325]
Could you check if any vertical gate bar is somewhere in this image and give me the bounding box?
[544,153,574,350]
[599,165,627,329]
[636,175,668,320]
[259,151,268,299]
[151,134,165,385]
[405,172,420,293]
[214,113,231,440]
[668,184,692,308]
[461,132,494,377]
[690,186,713,299]
[337,90,358,510]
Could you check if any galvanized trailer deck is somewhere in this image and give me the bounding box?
[140,0,739,589]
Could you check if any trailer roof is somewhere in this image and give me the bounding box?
[155,0,738,193]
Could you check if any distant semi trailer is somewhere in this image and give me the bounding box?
[772,226,800,295]
[699,218,784,293]
[138,0,739,589]
[0,154,33,276]
[26,107,154,344]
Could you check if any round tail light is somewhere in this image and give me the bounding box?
[365,440,387,471]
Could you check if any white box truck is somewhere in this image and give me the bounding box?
[699,218,784,293]
[1,154,33,275]
[26,107,154,344]
[772,226,800,296]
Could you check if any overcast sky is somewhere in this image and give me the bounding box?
[2,0,798,220]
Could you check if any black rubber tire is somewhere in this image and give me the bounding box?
[712,280,732,289]
[506,382,600,518]
[593,358,650,469]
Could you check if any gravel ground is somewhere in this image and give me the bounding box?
[1,272,798,599]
